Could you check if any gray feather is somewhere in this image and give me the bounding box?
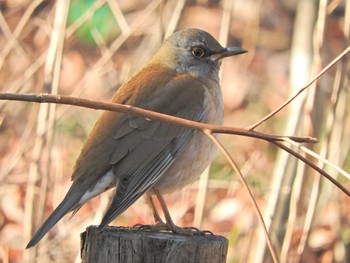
[26,193,82,248]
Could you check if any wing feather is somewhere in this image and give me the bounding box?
[98,72,207,226]
[27,66,210,247]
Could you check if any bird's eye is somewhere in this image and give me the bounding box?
[191,47,205,57]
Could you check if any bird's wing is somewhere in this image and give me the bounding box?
[26,67,209,248]
[99,71,208,227]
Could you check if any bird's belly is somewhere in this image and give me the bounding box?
[153,83,224,194]
[153,131,219,194]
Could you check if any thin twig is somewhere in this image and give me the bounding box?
[204,131,279,263]
[1,92,348,198]
[272,141,350,197]
[106,0,131,35]
[248,46,350,130]
[0,0,44,71]
[283,137,350,180]
[164,0,186,39]
[0,92,316,144]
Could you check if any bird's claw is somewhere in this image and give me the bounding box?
[133,223,155,231]
[182,226,213,235]
[133,223,212,235]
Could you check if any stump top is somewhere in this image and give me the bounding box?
[81,226,228,263]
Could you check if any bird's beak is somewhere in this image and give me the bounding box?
[210,47,247,61]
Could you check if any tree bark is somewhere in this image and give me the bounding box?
[81,226,228,263]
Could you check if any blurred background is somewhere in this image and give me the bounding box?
[0,0,349,262]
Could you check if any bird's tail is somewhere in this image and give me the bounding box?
[25,193,81,249]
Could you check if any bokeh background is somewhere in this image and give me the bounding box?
[0,0,349,262]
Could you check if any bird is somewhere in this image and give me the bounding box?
[26,28,246,248]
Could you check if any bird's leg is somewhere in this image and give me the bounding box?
[154,190,178,229]
[135,190,184,233]
[155,190,209,235]
[134,195,165,229]
[148,195,165,225]
[155,190,213,235]
[136,190,211,235]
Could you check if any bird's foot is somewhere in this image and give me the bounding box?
[133,222,168,232]
[167,224,213,235]
[134,222,212,235]
[180,226,213,235]
[133,223,153,230]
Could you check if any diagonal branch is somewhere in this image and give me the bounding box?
[283,137,350,180]
[271,141,350,197]
[204,131,279,263]
[248,46,350,130]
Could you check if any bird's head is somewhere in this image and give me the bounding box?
[150,28,247,81]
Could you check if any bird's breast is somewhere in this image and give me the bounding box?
[152,80,224,194]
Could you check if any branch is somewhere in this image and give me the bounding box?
[205,131,279,263]
[1,92,348,197]
[248,46,350,130]
[0,92,316,144]
[283,137,350,180]
[272,141,350,197]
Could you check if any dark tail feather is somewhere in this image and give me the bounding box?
[26,194,80,249]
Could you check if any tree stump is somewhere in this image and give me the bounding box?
[81,226,228,263]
